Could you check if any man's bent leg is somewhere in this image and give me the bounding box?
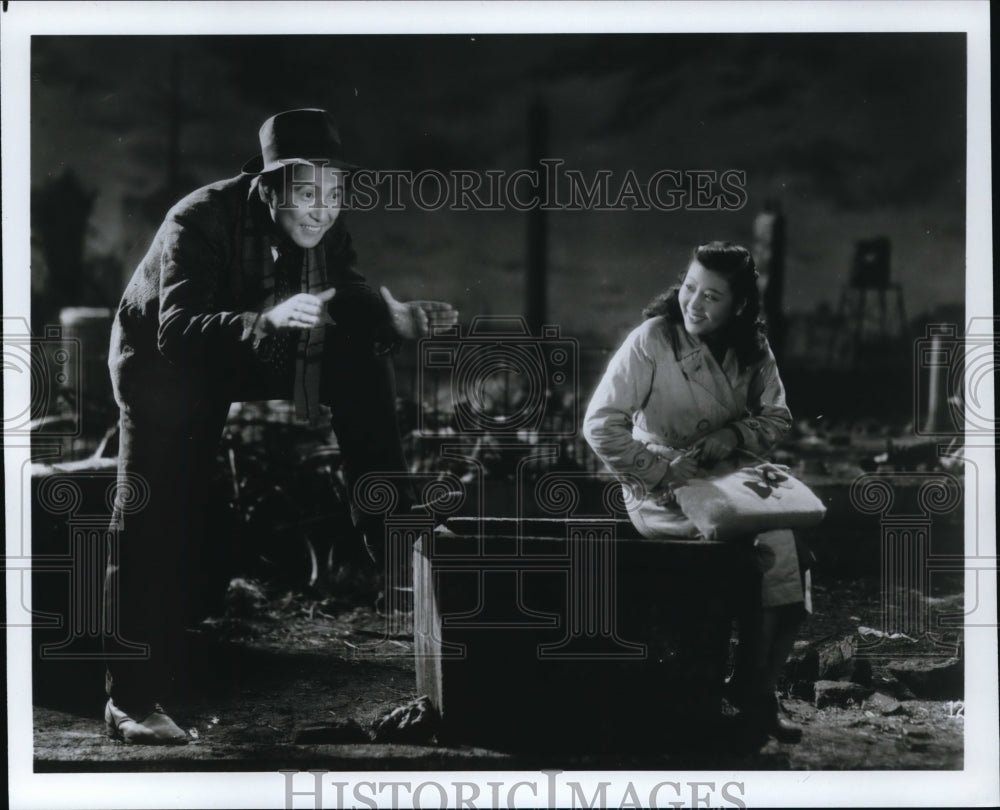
[321,337,413,567]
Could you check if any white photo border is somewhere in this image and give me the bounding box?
[4,2,994,808]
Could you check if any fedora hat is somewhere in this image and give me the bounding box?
[241,108,358,174]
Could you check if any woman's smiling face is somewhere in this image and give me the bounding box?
[677,259,739,337]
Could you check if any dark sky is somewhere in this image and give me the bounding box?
[31,33,966,344]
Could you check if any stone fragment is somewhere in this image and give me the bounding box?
[814,680,874,708]
[872,671,917,701]
[224,577,268,618]
[887,657,963,700]
[864,692,906,716]
[816,636,857,680]
[785,634,866,688]
[294,718,370,744]
[372,695,439,744]
[783,699,817,721]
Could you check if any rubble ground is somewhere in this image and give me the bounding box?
[32,575,963,771]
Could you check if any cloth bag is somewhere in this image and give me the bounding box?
[671,462,826,541]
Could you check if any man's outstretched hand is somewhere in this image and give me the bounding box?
[380,286,459,340]
[262,288,337,330]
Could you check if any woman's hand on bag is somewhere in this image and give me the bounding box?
[694,427,738,462]
[664,452,699,485]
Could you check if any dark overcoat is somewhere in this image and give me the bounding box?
[108,174,393,426]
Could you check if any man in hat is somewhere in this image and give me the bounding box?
[103,109,457,744]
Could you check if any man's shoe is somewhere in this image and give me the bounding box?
[105,699,188,745]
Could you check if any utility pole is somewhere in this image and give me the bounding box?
[525,98,549,335]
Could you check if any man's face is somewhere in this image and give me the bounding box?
[268,162,345,249]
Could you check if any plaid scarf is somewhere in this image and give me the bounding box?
[241,182,328,425]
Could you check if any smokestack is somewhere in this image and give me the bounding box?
[752,200,788,361]
[921,330,955,434]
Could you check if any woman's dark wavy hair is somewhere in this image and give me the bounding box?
[642,241,767,368]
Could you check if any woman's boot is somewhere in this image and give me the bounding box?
[743,680,802,744]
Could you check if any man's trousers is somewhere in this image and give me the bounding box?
[103,332,410,714]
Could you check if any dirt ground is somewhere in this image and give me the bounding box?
[32,574,963,773]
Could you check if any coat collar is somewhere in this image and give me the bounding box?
[672,322,742,411]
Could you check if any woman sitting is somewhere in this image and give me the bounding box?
[583,240,809,744]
